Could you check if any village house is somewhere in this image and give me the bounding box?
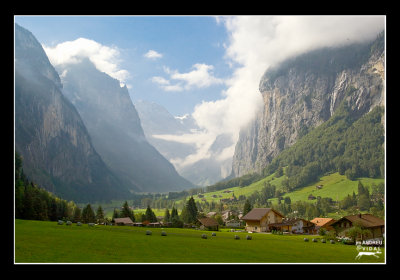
[198,217,219,231]
[113,217,134,226]
[241,208,285,233]
[330,213,385,239]
[269,218,315,234]
[310,217,336,234]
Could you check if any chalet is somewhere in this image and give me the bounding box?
[198,217,219,231]
[241,208,285,233]
[310,217,336,234]
[114,217,134,226]
[330,213,384,239]
[269,218,315,234]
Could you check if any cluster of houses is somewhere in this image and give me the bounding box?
[240,208,385,239]
[113,207,384,240]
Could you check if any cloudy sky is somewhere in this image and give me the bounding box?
[15,15,385,170]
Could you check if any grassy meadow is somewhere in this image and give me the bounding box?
[188,172,384,205]
[15,219,384,263]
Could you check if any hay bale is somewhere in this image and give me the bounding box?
[161,231,167,236]
[201,234,207,239]
[234,235,240,240]
[211,232,216,237]
[246,235,252,240]
[304,238,309,242]
[146,230,152,235]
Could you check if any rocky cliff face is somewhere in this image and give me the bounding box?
[59,60,194,193]
[14,24,129,203]
[232,33,385,177]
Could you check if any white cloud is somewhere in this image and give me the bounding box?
[151,63,224,92]
[43,38,130,86]
[171,63,224,89]
[166,15,385,171]
[144,49,163,59]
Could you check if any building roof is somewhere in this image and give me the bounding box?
[198,217,219,227]
[206,212,217,217]
[333,214,384,228]
[310,218,335,227]
[114,217,134,224]
[241,208,284,221]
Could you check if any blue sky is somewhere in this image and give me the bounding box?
[14,16,232,116]
[15,16,384,171]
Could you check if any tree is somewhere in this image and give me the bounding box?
[73,207,82,223]
[96,205,105,224]
[164,208,171,223]
[112,208,120,221]
[121,201,135,222]
[82,204,96,223]
[347,223,372,242]
[181,197,198,224]
[243,199,252,216]
[144,205,157,223]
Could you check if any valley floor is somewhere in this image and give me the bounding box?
[14,219,384,264]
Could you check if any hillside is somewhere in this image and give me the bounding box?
[14,23,131,203]
[56,54,194,194]
[232,32,384,177]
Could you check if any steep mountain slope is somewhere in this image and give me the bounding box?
[232,32,385,177]
[14,24,130,203]
[135,100,233,186]
[58,60,194,193]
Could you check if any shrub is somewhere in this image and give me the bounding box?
[211,232,216,237]
[66,221,72,225]
[304,238,309,242]
[146,230,152,235]
[161,231,167,236]
[201,234,207,239]
[312,238,318,242]
[234,235,240,240]
[77,222,82,226]
[246,235,252,240]
[321,239,326,243]
[330,240,335,244]
[57,220,64,225]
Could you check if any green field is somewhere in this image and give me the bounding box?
[14,219,384,263]
[189,172,384,205]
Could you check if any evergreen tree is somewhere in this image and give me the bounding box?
[96,205,105,224]
[121,201,135,222]
[112,208,120,221]
[243,199,252,216]
[144,205,157,222]
[82,204,96,223]
[182,197,198,224]
[73,207,82,223]
[164,208,171,222]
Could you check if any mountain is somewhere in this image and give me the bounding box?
[58,60,194,193]
[232,32,385,178]
[135,100,233,186]
[14,24,130,203]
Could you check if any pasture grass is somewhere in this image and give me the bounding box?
[15,219,384,264]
